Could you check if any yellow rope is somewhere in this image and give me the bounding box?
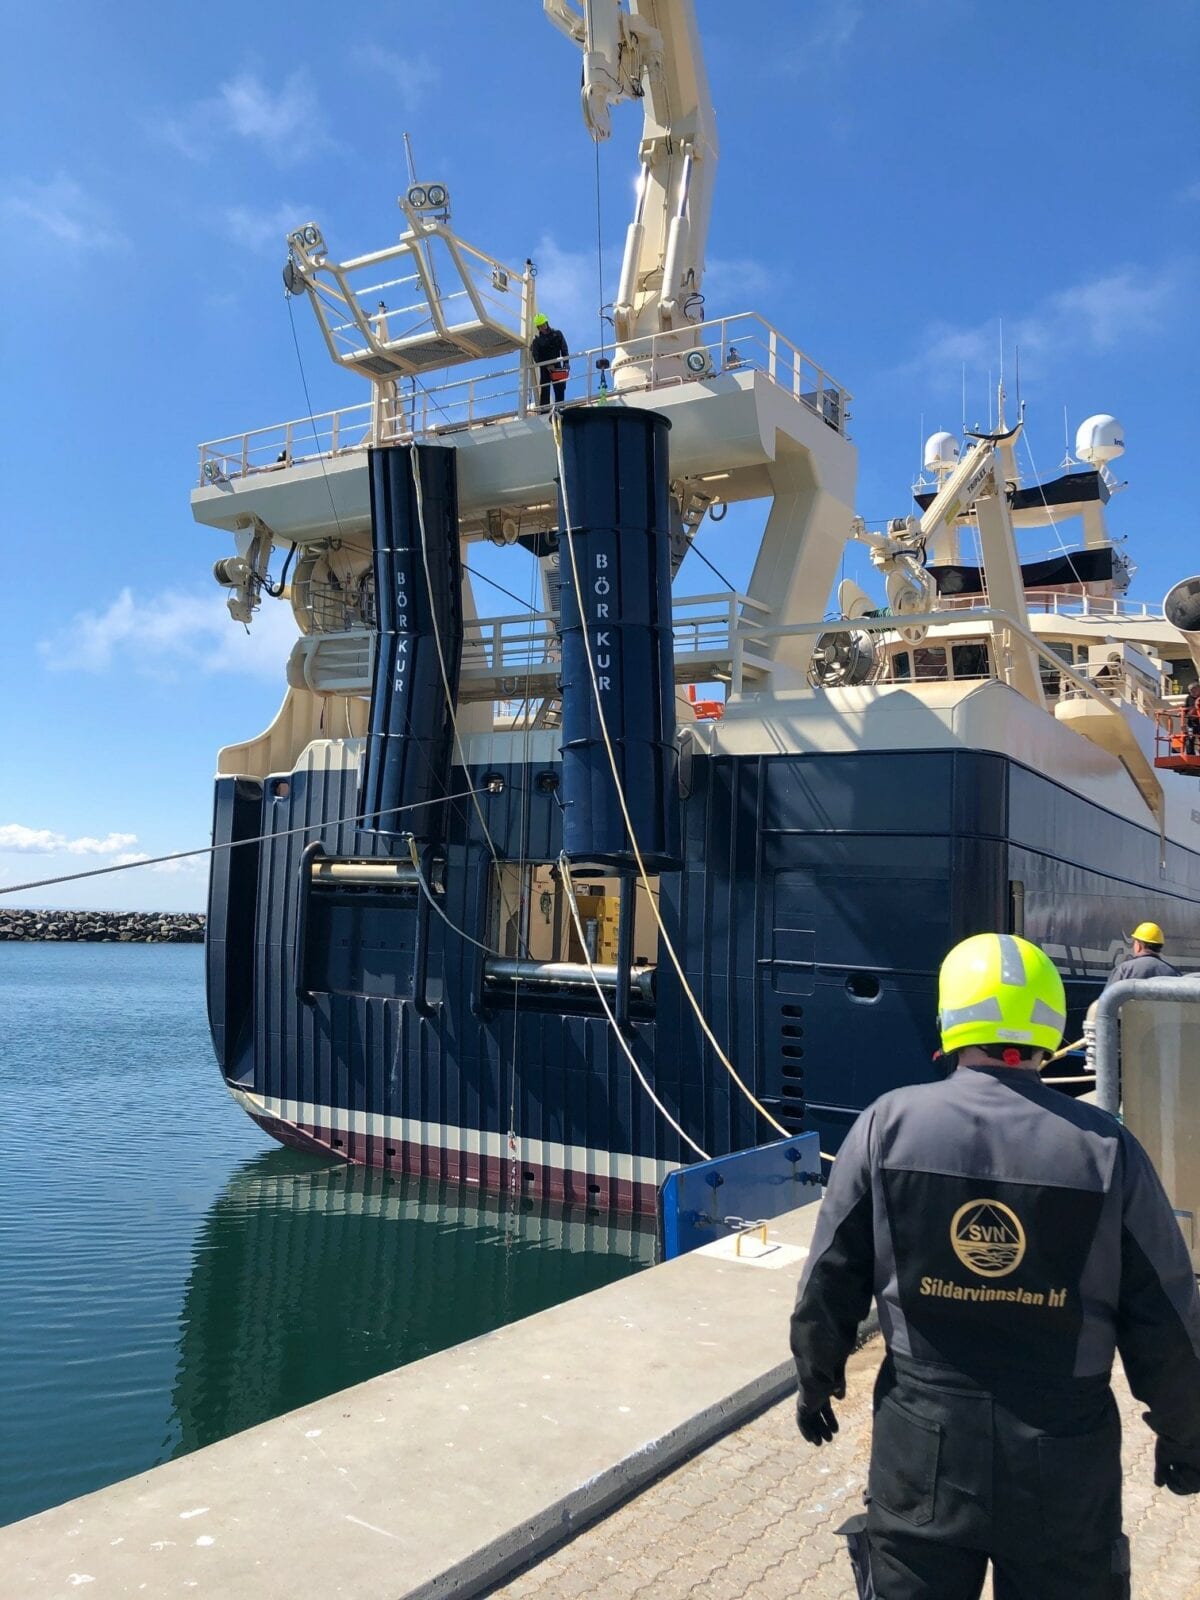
[1043,1036,1086,1065]
[559,854,709,1160]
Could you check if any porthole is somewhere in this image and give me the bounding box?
[845,972,881,1002]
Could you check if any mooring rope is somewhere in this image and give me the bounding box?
[0,789,482,899]
[559,852,709,1160]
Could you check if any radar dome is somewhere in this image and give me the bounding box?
[923,432,960,474]
[1164,576,1200,637]
[1075,414,1125,466]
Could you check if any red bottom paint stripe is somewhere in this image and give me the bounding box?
[245,1106,663,1218]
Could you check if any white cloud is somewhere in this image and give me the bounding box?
[38,586,299,681]
[161,70,326,165]
[0,824,139,856]
[224,201,311,253]
[0,174,127,251]
[808,0,863,57]
[149,856,203,876]
[773,1,863,69]
[350,44,440,111]
[896,261,1190,394]
[703,255,779,310]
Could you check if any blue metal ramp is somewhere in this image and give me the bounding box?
[660,1134,822,1259]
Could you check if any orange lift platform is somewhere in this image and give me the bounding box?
[1153,706,1200,773]
[686,684,725,720]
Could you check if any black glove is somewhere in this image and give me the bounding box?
[1154,1439,1200,1495]
[796,1396,839,1446]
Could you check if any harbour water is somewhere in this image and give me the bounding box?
[0,943,655,1527]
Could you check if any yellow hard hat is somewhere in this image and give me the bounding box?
[534,313,549,326]
[1130,921,1165,946]
[938,933,1066,1054]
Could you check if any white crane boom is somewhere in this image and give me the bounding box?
[545,0,718,372]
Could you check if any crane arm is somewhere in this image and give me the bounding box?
[545,0,717,350]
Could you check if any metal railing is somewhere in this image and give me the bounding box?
[458,592,770,683]
[937,589,1163,621]
[1092,976,1200,1113]
[1063,657,1164,720]
[196,312,851,485]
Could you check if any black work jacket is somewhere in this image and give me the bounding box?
[790,1067,1200,1546]
[530,325,569,371]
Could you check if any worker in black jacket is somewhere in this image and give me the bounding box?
[530,312,569,411]
[791,931,1200,1600]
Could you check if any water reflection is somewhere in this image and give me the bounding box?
[171,1150,658,1455]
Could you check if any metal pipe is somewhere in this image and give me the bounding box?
[483,957,654,1003]
[310,859,424,887]
[294,840,326,1005]
[1092,976,1200,1112]
[615,874,635,1029]
[411,844,434,1017]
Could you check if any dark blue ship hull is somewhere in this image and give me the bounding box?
[206,744,1200,1213]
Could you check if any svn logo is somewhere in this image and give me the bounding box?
[949,1198,1026,1278]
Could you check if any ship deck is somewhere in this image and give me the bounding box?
[190,311,856,542]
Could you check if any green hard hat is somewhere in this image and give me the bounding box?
[534,313,549,326]
[938,933,1066,1054]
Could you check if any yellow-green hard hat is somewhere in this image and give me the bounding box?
[938,933,1066,1053]
[534,313,549,326]
[1130,920,1165,946]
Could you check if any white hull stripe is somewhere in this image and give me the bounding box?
[228,1086,681,1191]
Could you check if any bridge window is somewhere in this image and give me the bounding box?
[951,642,991,679]
[913,646,948,680]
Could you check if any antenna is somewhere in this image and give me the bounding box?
[987,368,993,432]
[1014,345,1021,415]
[1059,404,1075,471]
[403,131,418,185]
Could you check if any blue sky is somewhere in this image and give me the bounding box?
[1,0,1196,911]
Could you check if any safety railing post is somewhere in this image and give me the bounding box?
[1092,975,1200,1113]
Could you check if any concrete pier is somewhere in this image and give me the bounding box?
[4,1197,1195,1599]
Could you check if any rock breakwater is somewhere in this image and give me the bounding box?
[0,909,205,943]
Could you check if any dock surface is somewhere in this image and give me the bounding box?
[491,1340,1199,1600]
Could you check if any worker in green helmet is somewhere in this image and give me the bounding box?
[530,311,569,411]
[790,932,1200,1600]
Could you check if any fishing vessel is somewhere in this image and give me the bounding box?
[192,0,1200,1215]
